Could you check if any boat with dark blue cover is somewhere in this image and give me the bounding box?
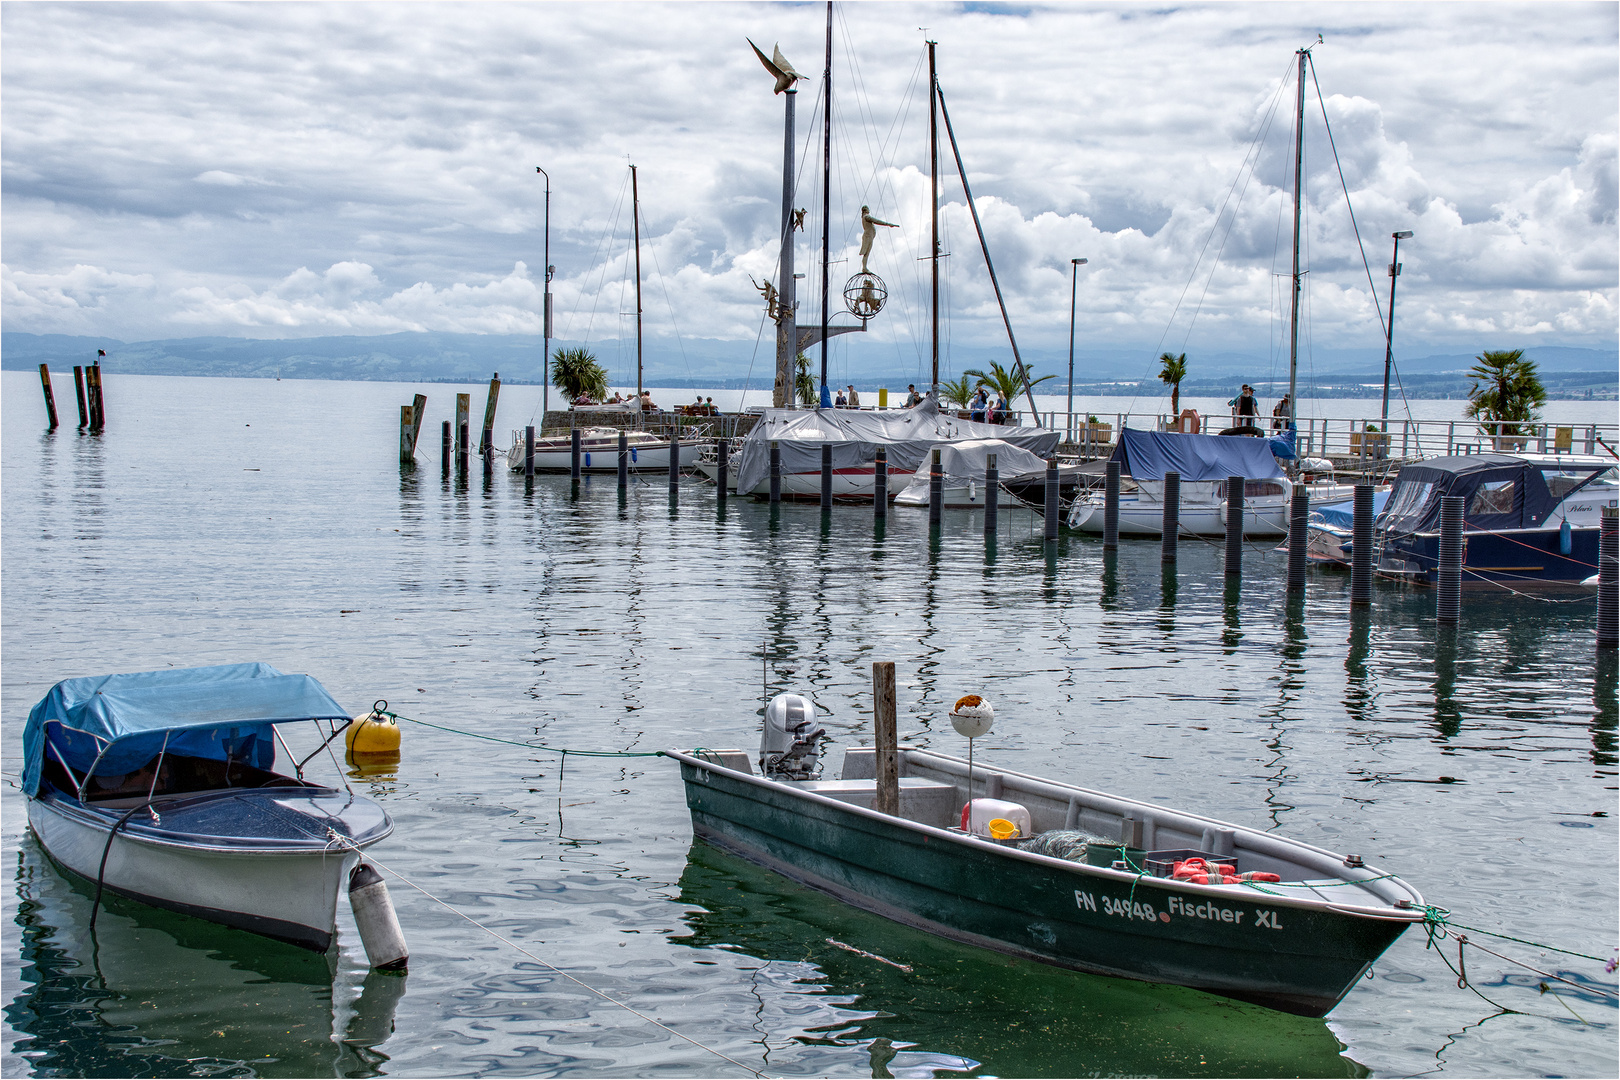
[23,663,393,951]
[1374,453,1616,587]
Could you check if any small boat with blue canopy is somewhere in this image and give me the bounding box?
[23,663,393,951]
[1374,452,1617,587]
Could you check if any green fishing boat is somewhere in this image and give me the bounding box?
[670,698,1424,1017]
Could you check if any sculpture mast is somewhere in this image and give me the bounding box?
[631,163,644,401]
[928,39,940,395]
[1286,47,1307,428]
[777,86,797,408]
[818,0,833,409]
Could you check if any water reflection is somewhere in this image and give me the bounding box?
[1433,627,1463,740]
[671,842,1364,1078]
[7,837,401,1078]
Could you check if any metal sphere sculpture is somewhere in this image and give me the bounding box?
[843,272,888,322]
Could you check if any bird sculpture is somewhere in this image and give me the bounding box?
[748,39,805,95]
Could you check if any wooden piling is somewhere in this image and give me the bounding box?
[399,406,414,464]
[928,449,943,525]
[716,438,729,503]
[820,444,833,509]
[525,426,536,477]
[1161,470,1179,563]
[38,365,59,429]
[983,452,998,536]
[618,431,630,490]
[1350,484,1375,606]
[72,366,89,428]
[86,364,105,432]
[1224,475,1244,576]
[1286,482,1308,592]
[455,394,470,472]
[570,428,582,480]
[1103,460,1120,550]
[441,420,451,476]
[479,373,500,454]
[483,441,494,477]
[409,394,427,456]
[873,447,887,518]
[872,661,899,817]
[1436,495,1464,625]
[769,441,781,503]
[669,432,680,495]
[1598,507,1617,649]
[1043,459,1059,542]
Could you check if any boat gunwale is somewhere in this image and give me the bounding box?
[33,787,394,855]
[667,747,1424,921]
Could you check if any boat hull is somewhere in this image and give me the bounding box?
[675,755,1413,1017]
[28,792,373,952]
[1069,498,1290,537]
[1378,525,1603,587]
[508,439,709,474]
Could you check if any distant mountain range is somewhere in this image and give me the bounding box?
[4,331,1614,399]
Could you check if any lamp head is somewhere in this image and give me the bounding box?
[1393,231,1413,240]
[1072,258,1088,265]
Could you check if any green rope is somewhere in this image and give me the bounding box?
[1422,905,1610,964]
[382,711,664,759]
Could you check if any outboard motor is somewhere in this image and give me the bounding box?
[760,692,824,779]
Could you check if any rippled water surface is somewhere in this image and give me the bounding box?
[3,373,1615,1078]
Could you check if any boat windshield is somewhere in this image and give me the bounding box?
[1383,479,1435,526]
[1541,465,1616,501]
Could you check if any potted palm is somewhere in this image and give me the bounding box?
[551,347,609,406]
[962,360,1056,424]
[940,375,974,417]
[1466,349,1545,451]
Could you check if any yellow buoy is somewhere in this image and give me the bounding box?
[346,701,401,755]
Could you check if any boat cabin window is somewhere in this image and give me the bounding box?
[1541,467,1614,501]
[1468,479,1516,516]
[1384,479,1434,523]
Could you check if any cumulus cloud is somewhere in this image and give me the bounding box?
[0,1,1613,362]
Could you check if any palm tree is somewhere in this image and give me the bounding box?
[939,375,974,409]
[961,359,1056,408]
[794,352,816,406]
[551,347,609,403]
[1465,349,1546,443]
[1158,352,1188,415]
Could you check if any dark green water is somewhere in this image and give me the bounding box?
[2,372,1614,1077]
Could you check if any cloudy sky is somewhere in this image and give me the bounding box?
[3,1,1615,375]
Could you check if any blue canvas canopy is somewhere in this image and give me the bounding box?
[23,663,351,797]
[1110,426,1285,482]
[1312,489,1390,530]
[1380,455,1562,535]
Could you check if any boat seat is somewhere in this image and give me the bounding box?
[787,778,958,828]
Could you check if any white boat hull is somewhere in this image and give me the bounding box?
[693,462,886,500]
[1069,497,1291,537]
[507,431,709,473]
[28,795,360,951]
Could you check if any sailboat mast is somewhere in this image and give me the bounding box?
[928,39,939,395]
[818,0,832,408]
[777,87,797,409]
[1286,49,1306,427]
[631,163,644,401]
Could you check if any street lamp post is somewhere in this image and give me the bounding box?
[1067,258,1088,443]
[536,166,553,417]
[1381,230,1412,423]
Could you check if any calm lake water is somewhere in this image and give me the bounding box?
[3,372,1615,1079]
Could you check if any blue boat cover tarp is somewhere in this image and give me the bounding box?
[1110,426,1285,482]
[23,663,351,797]
[1313,489,1390,530]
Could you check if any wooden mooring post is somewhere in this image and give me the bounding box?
[409,394,427,456]
[399,406,414,465]
[872,661,899,817]
[479,373,500,455]
[38,365,59,429]
[1161,471,1180,563]
[441,421,451,476]
[455,394,470,474]
[72,366,89,428]
[86,362,105,432]
[1224,475,1244,577]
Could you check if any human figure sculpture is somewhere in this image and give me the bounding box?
[859,206,897,272]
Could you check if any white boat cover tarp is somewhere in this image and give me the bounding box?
[895,439,1051,501]
[732,394,1060,493]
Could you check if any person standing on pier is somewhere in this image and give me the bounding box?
[1229,385,1257,421]
[847,385,860,408]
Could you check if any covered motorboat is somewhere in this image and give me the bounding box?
[23,663,394,952]
[1066,426,1308,537]
[672,694,1424,1018]
[694,394,1061,502]
[891,439,1081,510]
[1374,452,1617,587]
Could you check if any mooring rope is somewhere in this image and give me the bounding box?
[326,834,769,1077]
[379,709,664,760]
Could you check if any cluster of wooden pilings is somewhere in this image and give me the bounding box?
[37,359,107,432]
